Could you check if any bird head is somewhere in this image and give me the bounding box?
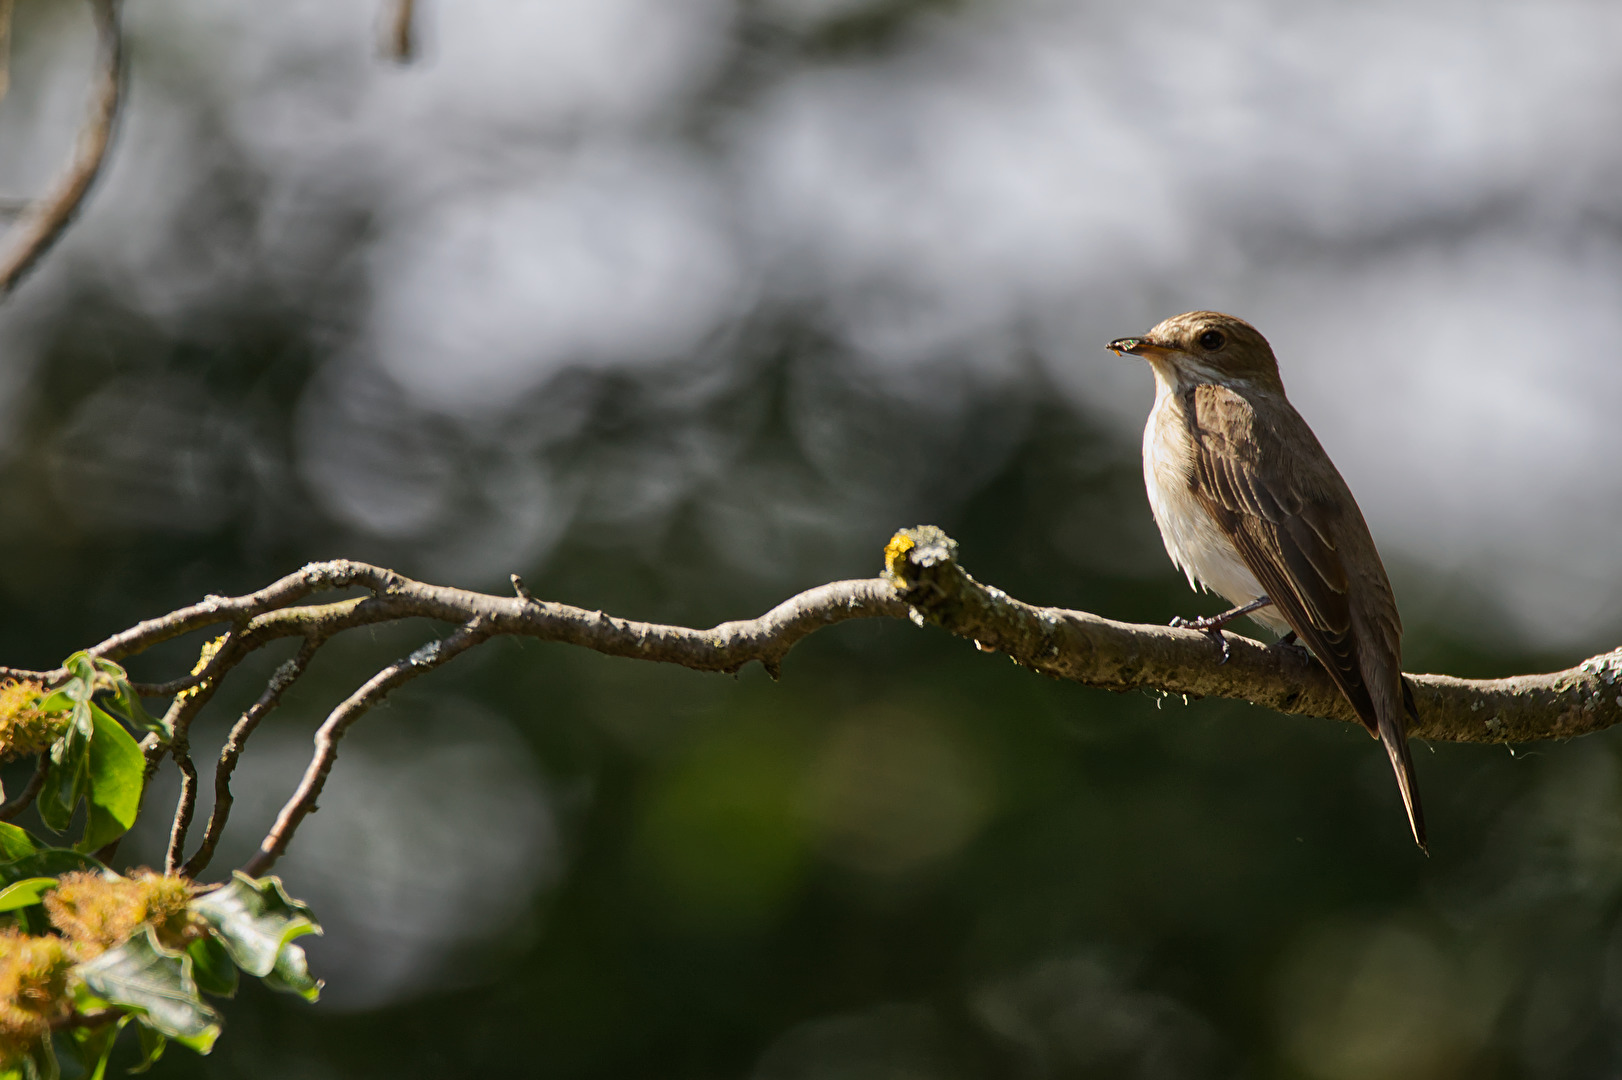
[1108,311,1283,392]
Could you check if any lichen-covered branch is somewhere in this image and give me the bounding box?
[878,527,1622,744]
[8,526,1620,881]
[42,528,1622,750]
[0,0,124,297]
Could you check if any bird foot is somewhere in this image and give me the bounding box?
[1169,614,1233,664]
[1168,595,1273,666]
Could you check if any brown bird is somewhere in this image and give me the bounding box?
[1108,311,1425,849]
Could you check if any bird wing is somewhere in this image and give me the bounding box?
[1182,384,1379,733]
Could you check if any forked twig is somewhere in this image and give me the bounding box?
[183,638,321,877]
[161,633,245,873]
[241,620,491,876]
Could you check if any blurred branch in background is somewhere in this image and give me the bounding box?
[0,0,123,297]
[0,0,14,104]
[381,0,417,64]
[4,527,1616,891]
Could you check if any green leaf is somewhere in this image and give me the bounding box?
[39,715,90,834]
[190,872,322,981]
[168,1029,217,1056]
[38,672,96,837]
[0,876,55,912]
[127,1023,166,1075]
[261,940,320,1002]
[89,657,164,736]
[75,926,220,1051]
[65,1018,125,1080]
[63,652,98,685]
[0,821,40,861]
[0,849,104,886]
[76,705,144,853]
[186,936,238,999]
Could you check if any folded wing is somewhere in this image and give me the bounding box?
[1182,384,1379,734]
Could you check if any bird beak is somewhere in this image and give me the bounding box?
[1108,336,1169,357]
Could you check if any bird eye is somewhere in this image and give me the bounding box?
[1197,329,1225,351]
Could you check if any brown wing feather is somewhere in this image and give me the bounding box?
[1182,385,1378,733]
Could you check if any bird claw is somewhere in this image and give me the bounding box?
[1169,615,1232,664]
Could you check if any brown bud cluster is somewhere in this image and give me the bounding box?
[43,870,203,959]
[0,930,71,1069]
[0,679,71,761]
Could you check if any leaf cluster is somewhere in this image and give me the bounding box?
[0,654,321,1078]
[13,654,159,856]
[0,842,321,1079]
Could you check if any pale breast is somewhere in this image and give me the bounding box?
[1143,386,1288,632]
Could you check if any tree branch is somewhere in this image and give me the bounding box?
[241,620,490,876]
[877,527,1622,744]
[9,526,1620,880]
[62,528,1622,751]
[0,0,125,297]
[0,755,48,822]
[183,638,320,878]
[161,633,243,874]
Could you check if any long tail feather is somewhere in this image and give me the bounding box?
[1385,678,1427,851]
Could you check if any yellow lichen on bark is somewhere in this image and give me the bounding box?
[882,531,917,580]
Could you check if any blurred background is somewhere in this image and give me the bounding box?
[3,0,1622,1076]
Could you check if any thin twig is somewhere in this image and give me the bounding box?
[131,622,265,700]
[164,754,197,875]
[162,634,246,874]
[241,620,490,876]
[381,0,416,62]
[184,638,320,878]
[0,755,49,821]
[50,1007,119,1031]
[0,666,57,684]
[0,0,125,297]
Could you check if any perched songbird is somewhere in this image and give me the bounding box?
[1108,311,1425,849]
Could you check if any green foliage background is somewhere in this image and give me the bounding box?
[2,1,1621,1078]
